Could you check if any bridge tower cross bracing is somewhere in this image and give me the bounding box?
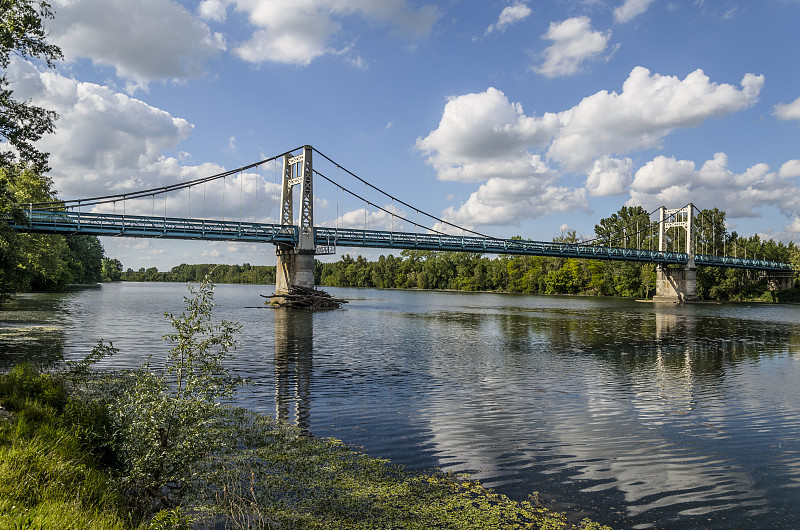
[654,203,698,302]
[275,145,316,295]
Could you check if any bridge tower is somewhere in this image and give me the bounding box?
[653,204,698,302]
[275,146,316,295]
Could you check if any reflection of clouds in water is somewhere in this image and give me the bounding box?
[415,305,788,521]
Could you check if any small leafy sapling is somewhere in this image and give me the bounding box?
[109,276,244,517]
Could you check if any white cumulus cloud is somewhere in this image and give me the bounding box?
[486,2,532,35]
[773,96,800,121]
[50,0,225,91]
[321,204,408,231]
[416,67,772,229]
[614,0,656,23]
[6,58,287,225]
[534,17,612,78]
[548,67,764,172]
[628,153,800,219]
[7,59,195,197]
[585,156,633,196]
[415,87,558,183]
[779,159,800,178]
[203,0,440,66]
[440,176,588,228]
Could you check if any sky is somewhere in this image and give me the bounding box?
[6,0,800,270]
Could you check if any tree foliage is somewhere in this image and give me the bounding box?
[0,1,101,300]
[121,263,277,285]
[0,165,104,297]
[93,277,244,519]
[102,257,123,281]
[1,0,63,171]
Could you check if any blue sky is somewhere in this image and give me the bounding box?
[8,0,800,270]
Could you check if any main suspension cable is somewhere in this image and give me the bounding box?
[312,147,498,240]
[24,146,305,210]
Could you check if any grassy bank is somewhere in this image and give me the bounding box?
[0,364,127,529]
[0,364,610,529]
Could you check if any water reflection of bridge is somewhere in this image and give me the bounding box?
[273,309,313,433]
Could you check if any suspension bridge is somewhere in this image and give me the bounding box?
[6,145,795,301]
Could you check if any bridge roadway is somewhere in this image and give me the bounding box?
[7,209,794,272]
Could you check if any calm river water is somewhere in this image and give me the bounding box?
[2,282,799,529]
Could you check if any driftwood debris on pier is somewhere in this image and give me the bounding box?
[261,285,348,309]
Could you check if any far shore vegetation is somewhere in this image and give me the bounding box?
[0,278,611,529]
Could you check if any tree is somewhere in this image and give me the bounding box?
[66,235,104,283]
[1,0,63,172]
[106,278,243,519]
[1,1,66,300]
[594,205,653,249]
[101,257,123,282]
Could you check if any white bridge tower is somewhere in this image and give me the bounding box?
[275,146,316,295]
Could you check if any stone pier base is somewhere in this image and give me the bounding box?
[275,247,315,295]
[653,266,698,303]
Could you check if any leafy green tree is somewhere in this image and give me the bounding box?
[66,235,104,283]
[594,205,654,250]
[105,278,243,518]
[1,0,63,172]
[0,2,77,299]
[0,165,103,293]
[102,257,123,281]
[791,246,800,282]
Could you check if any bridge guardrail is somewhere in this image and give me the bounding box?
[313,227,793,272]
[7,210,299,244]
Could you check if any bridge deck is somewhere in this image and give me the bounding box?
[7,210,794,272]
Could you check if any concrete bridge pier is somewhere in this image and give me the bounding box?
[275,246,316,295]
[767,273,795,292]
[653,266,698,302]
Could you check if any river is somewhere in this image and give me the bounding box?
[1,282,799,529]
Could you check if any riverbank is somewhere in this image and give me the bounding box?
[0,364,610,529]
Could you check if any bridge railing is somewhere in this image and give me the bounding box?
[313,227,691,265]
[7,209,299,244]
[314,227,794,271]
[694,253,794,271]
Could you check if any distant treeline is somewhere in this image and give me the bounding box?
[119,206,800,301]
[121,263,277,285]
[315,250,798,302]
[121,246,798,302]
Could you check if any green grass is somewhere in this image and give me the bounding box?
[0,364,129,530]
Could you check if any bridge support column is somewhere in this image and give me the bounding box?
[653,204,698,302]
[275,247,315,295]
[653,266,698,302]
[274,146,316,297]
